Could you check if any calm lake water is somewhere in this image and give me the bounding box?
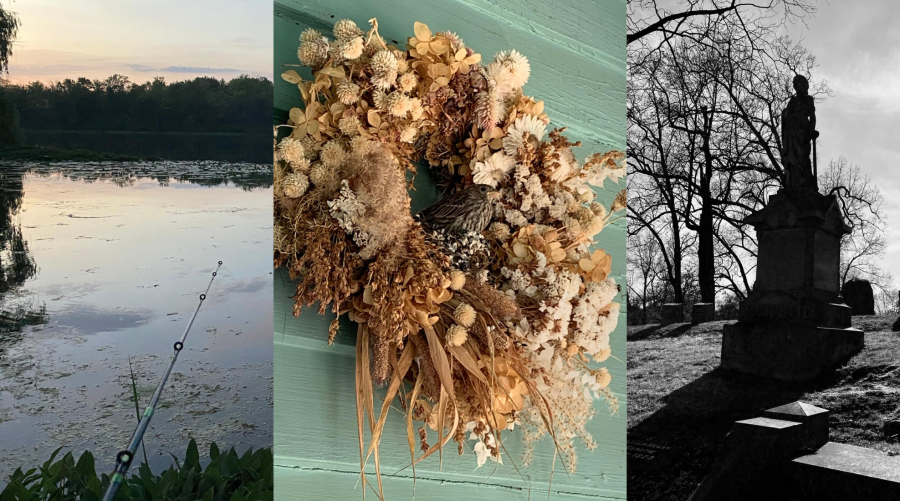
[0,162,272,485]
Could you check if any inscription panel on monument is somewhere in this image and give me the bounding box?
[813,229,840,292]
[739,291,812,322]
[756,228,806,290]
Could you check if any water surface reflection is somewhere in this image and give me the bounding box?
[0,162,272,484]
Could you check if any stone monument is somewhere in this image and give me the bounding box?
[842,278,875,315]
[660,303,684,325]
[720,75,864,381]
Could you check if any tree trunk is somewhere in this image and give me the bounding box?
[697,110,716,304]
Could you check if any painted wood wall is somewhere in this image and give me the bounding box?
[273,1,627,499]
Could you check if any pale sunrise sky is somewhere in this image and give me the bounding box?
[1,0,272,85]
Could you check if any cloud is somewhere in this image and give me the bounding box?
[127,64,156,72]
[159,66,245,74]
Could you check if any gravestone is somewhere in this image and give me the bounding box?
[691,303,715,325]
[692,402,900,501]
[721,189,864,380]
[843,279,875,315]
[792,442,900,500]
[660,303,683,325]
[689,402,830,501]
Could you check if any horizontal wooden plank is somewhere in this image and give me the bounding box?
[275,463,624,499]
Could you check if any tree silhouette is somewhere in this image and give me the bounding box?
[4,74,272,134]
[0,2,19,73]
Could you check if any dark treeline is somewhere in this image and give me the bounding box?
[1,74,272,133]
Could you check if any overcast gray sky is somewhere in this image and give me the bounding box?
[784,1,900,288]
[2,0,272,84]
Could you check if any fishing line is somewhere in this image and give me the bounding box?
[101,260,222,501]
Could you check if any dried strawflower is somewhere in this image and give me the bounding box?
[277,137,305,166]
[489,222,510,240]
[339,115,361,136]
[472,151,515,187]
[372,89,389,109]
[449,269,466,291]
[282,173,309,198]
[595,368,611,389]
[371,50,398,90]
[339,36,365,60]
[453,303,476,328]
[298,39,329,68]
[333,19,363,40]
[336,81,360,105]
[446,324,468,347]
[503,115,546,156]
[387,92,411,117]
[398,72,418,93]
[371,49,397,74]
[321,140,347,167]
[309,163,329,186]
[300,28,323,43]
[409,97,425,120]
[494,49,530,90]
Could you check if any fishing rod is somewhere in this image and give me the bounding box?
[101,261,223,501]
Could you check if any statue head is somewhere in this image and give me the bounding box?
[792,74,809,96]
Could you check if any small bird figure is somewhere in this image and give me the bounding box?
[416,184,501,233]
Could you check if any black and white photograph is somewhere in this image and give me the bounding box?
[627,0,900,499]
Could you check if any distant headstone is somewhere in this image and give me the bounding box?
[843,279,875,315]
[891,316,900,332]
[885,420,900,441]
[660,303,683,325]
[692,303,715,325]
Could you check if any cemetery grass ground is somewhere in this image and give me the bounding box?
[627,317,900,501]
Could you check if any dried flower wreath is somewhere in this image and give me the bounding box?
[274,17,626,493]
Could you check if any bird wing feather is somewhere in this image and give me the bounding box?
[418,192,472,225]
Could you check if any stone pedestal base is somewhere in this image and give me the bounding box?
[660,303,683,325]
[721,321,863,381]
[692,303,715,325]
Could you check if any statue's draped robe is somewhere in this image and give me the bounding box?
[781,94,816,190]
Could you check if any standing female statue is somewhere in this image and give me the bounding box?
[781,74,819,190]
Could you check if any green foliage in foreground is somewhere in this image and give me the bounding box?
[0,440,272,501]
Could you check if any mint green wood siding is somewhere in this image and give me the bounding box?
[274,1,626,498]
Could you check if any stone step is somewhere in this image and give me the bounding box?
[791,442,900,500]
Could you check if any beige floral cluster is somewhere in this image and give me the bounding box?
[273,17,625,489]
